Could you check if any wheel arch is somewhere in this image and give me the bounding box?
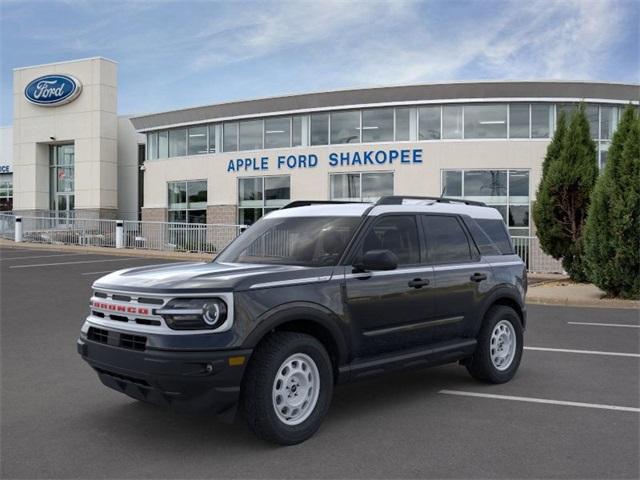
[244,302,351,372]
[481,288,526,329]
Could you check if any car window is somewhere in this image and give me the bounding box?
[462,217,501,256]
[475,218,514,254]
[423,215,472,264]
[358,215,420,265]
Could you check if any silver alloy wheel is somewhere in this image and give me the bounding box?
[272,353,320,426]
[490,320,517,371]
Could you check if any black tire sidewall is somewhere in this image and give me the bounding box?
[244,333,333,445]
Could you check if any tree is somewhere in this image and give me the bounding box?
[533,105,598,281]
[584,106,640,298]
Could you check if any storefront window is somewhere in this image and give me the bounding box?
[187,126,208,155]
[168,180,207,223]
[310,113,329,145]
[0,173,13,211]
[362,108,393,143]
[600,106,619,140]
[265,117,291,149]
[208,124,217,153]
[330,110,360,144]
[147,132,158,160]
[169,128,187,157]
[442,105,463,139]
[223,122,239,152]
[509,104,529,138]
[586,104,599,139]
[419,106,441,140]
[292,116,303,147]
[464,104,507,139]
[531,104,552,138]
[330,172,393,201]
[50,144,75,219]
[158,131,169,159]
[443,169,530,236]
[238,176,290,224]
[239,120,263,150]
[395,107,411,141]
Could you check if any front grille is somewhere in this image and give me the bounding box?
[91,291,167,329]
[87,327,108,344]
[86,327,147,351]
[120,333,146,351]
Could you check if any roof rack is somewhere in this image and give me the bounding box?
[375,195,486,207]
[281,200,366,210]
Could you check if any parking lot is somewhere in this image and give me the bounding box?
[1,244,638,479]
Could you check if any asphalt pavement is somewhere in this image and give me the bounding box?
[1,245,638,479]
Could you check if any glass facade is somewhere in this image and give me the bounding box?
[0,173,12,211]
[49,144,75,218]
[330,172,393,202]
[442,169,530,236]
[238,176,290,225]
[144,102,624,160]
[167,180,207,223]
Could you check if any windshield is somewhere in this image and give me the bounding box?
[217,216,362,266]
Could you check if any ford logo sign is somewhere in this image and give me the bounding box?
[24,74,82,106]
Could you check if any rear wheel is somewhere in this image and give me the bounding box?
[241,332,333,445]
[466,305,523,383]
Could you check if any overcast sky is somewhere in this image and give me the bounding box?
[1,0,638,125]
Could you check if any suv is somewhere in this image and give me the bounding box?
[78,196,526,445]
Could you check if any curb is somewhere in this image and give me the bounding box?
[526,296,640,310]
[0,238,214,261]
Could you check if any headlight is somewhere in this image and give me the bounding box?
[157,298,228,330]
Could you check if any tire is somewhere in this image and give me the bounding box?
[241,331,333,445]
[466,305,523,384]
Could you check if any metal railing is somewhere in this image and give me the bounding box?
[122,220,245,253]
[0,213,15,240]
[512,236,564,274]
[20,216,118,247]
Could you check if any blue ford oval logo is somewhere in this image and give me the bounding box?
[24,74,82,106]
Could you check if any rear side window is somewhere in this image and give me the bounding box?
[422,215,472,264]
[476,219,514,254]
[358,215,420,265]
[462,217,501,256]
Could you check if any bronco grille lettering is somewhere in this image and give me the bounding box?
[90,300,150,316]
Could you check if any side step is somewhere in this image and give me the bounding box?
[337,338,477,383]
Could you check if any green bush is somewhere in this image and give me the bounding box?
[533,105,598,281]
[584,106,640,299]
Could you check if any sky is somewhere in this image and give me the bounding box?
[1,0,638,126]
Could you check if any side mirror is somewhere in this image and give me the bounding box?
[354,249,398,272]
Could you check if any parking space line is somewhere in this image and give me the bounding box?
[439,390,640,413]
[1,253,88,261]
[9,258,139,269]
[524,346,640,358]
[568,321,640,329]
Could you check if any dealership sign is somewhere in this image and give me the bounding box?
[24,74,82,106]
[226,148,423,172]
[0,165,11,174]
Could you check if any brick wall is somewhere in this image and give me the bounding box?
[141,208,167,223]
[206,205,237,224]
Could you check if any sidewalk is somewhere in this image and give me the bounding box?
[527,280,640,310]
[0,238,213,261]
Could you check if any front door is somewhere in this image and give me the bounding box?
[343,214,435,357]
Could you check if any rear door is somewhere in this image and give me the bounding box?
[342,214,435,357]
[421,214,492,339]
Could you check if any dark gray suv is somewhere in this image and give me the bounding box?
[78,196,526,444]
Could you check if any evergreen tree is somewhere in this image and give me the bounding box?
[533,104,598,281]
[584,106,640,298]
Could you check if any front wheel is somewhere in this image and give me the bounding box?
[241,332,333,445]
[466,305,523,383]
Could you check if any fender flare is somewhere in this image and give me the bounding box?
[479,285,527,329]
[243,301,351,365]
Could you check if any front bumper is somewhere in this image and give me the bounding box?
[77,335,252,413]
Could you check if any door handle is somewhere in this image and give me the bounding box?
[470,272,488,282]
[408,278,430,288]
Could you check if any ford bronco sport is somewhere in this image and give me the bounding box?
[78,196,526,444]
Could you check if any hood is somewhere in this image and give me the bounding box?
[92,261,312,293]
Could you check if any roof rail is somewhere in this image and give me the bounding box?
[281,200,366,210]
[375,195,486,207]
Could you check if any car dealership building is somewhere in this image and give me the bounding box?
[6,57,639,236]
